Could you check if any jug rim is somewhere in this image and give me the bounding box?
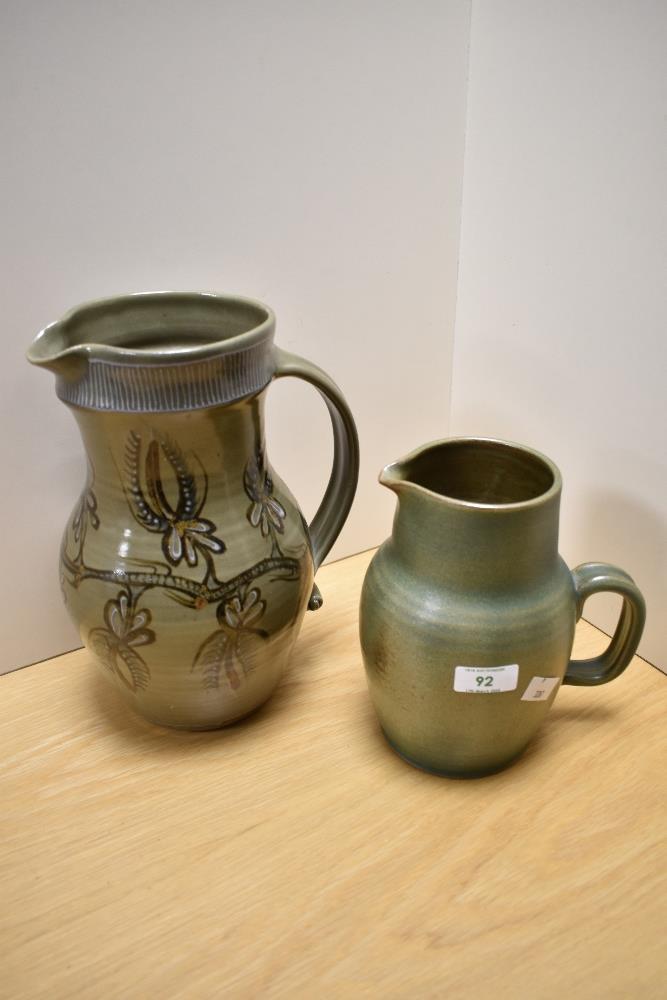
[380,436,562,511]
[27,290,275,367]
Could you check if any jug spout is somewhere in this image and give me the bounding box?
[26,320,89,380]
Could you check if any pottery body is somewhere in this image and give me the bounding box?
[28,292,359,729]
[360,438,645,776]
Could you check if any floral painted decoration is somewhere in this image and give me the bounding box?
[244,450,286,538]
[124,432,225,569]
[89,590,155,692]
[61,431,301,696]
[192,587,268,691]
[72,486,100,543]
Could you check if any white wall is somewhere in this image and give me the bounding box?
[0,1,471,671]
[451,1,666,668]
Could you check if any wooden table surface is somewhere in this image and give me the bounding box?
[2,549,665,999]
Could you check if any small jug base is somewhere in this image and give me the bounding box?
[382,730,527,780]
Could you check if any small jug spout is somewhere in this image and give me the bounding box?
[378,460,410,494]
[378,445,436,500]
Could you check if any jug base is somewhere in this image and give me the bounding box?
[138,702,268,732]
[381,729,527,780]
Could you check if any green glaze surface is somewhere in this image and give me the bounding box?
[360,438,645,777]
[28,292,359,729]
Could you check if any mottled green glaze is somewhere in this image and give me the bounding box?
[360,438,645,777]
[28,292,359,729]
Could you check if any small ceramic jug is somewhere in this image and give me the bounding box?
[28,292,359,729]
[359,437,645,776]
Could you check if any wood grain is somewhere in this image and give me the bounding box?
[1,549,665,999]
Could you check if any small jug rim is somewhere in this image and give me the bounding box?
[380,436,562,512]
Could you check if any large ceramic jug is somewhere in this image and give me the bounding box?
[28,292,359,729]
[360,437,645,776]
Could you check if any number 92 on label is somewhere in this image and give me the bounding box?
[453,664,519,693]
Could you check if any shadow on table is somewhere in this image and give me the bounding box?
[512,700,619,771]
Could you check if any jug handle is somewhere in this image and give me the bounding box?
[272,348,360,610]
[564,563,646,685]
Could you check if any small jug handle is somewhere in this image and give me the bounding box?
[272,348,360,610]
[564,563,646,685]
